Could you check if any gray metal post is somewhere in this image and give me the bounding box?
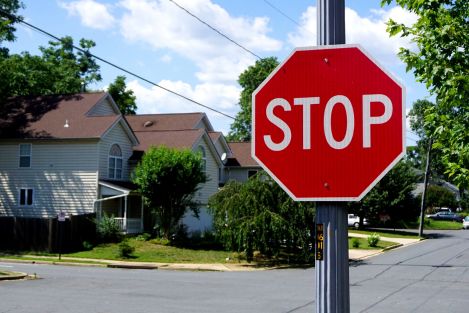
[316,1,350,313]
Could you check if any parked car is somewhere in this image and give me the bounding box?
[462,216,469,230]
[425,211,463,222]
[348,214,369,228]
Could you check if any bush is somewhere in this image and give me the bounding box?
[351,237,360,248]
[96,215,122,243]
[82,241,94,251]
[135,233,151,241]
[367,233,380,247]
[118,240,135,258]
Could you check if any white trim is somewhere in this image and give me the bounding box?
[108,143,123,180]
[251,44,406,202]
[18,187,34,207]
[98,181,132,194]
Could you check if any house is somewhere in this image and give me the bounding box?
[0,92,143,234]
[224,142,262,183]
[0,92,260,238]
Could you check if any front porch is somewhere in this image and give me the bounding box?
[95,180,144,234]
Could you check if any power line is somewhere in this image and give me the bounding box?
[263,0,303,28]
[168,0,262,60]
[0,9,236,120]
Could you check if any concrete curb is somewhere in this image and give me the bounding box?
[0,271,28,281]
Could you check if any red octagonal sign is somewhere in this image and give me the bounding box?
[252,45,405,201]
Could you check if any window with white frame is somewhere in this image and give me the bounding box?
[198,146,206,173]
[108,144,123,179]
[19,188,34,206]
[19,143,31,168]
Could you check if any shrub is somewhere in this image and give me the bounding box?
[367,233,380,247]
[351,237,360,248]
[96,215,122,243]
[135,233,152,241]
[118,240,135,258]
[82,241,94,251]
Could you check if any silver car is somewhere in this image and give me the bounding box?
[463,216,469,230]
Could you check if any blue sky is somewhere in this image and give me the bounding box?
[7,0,427,145]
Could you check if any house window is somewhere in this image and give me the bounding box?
[108,144,123,179]
[198,146,206,173]
[19,188,34,206]
[248,170,258,179]
[19,144,31,168]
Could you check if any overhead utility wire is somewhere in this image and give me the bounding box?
[168,0,262,60]
[0,10,236,120]
[263,0,303,28]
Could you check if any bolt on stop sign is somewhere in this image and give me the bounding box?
[252,45,405,201]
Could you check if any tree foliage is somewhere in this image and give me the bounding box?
[228,57,279,142]
[348,160,419,226]
[208,173,315,263]
[132,146,206,239]
[424,184,458,211]
[107,75,137,115]
[0,0,23,54]
[382,0,469,190]
[0,36,102,101]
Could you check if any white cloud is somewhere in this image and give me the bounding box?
[59,0,116,30]
[288,6,417,66]
[118,0,282,83]
[128,79,240,134]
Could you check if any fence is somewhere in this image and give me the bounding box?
[0,213,97,252]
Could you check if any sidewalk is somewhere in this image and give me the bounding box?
[348,232,422,260]
[0,235,422,273]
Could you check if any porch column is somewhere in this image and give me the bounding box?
[123,195,128,232]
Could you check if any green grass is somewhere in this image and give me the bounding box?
[66,239,234,263]
[421,219,463,230]
[348,229,420,239]
[348,237,398,250]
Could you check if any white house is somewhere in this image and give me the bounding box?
[0,92,261,237]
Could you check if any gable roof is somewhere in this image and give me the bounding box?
[132,129,205,151]
[0,92,134,140]
[226,142,260,167]
[125,113,213,132]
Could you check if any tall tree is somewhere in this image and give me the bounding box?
[348,160,419,226]
[209,173,315,263]
[228,57,279,142]
[132,146,206,239]
[382,0,469,190]
[107,75,137,115]
[0,0,23,55]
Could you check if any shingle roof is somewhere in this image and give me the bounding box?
[0,92,119,139]
[125,113,206,132]
[227,142,260,167]
[132,129,205,151]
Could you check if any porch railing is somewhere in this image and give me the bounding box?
[113,218,142,234]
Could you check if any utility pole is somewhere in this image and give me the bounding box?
[315,1,350,313]
[418,138,433,237]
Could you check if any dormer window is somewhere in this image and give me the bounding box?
[19,144,31,168]
[108,144,123,179]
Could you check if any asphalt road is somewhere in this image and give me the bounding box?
[1,229,469,313]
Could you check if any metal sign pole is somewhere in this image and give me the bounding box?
[316,1,350,312]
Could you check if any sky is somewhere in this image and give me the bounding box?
[6,0,429,145]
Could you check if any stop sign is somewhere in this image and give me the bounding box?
[252,45,405,201]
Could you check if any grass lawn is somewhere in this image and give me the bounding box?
[348,237,398,250]
[348,229,420,239]
[421,219,463,230]
[66,239,234,263]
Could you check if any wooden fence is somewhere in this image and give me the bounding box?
[0,213,96,252]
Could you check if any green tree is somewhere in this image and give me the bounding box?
[408,99,446,178]
[227,57,279,142]
[132,146,206,239]
[424,185,458,211]
[107,75,137,115]
[382,0,469,190]
[0,0,23,54]
[0,36,102,100]
[348,160,419,226]
[208,173,315,263]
